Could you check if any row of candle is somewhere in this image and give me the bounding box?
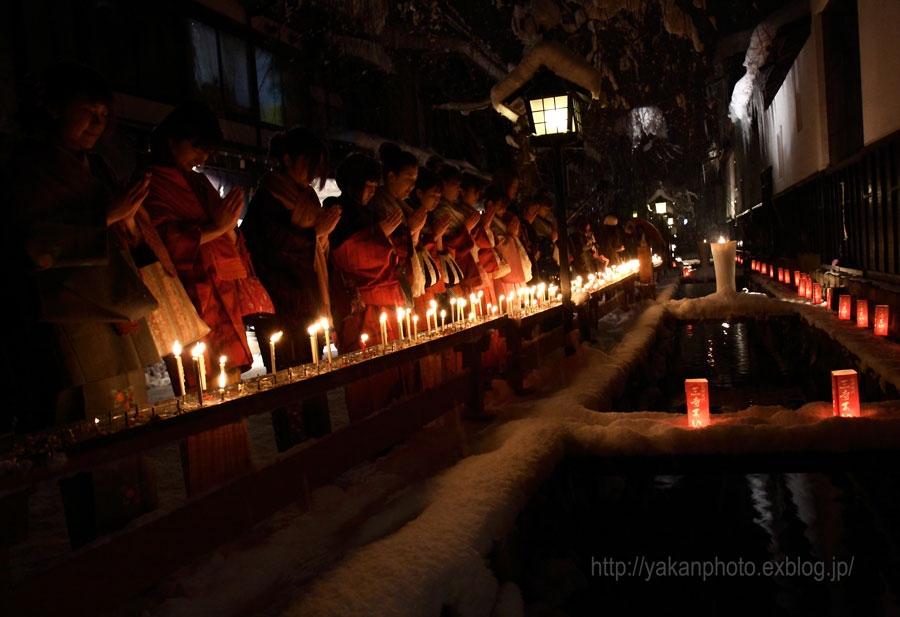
[753,260,891,336]
[171,340,229,404]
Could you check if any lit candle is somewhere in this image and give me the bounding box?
[360,333,368,354]
[413,314,419,339]
[857,300,869,328]
[839,295,851,320]
[450,298,457,322]
[219,355,226,378]
[478,290,484,316]
[320,318,332,364]
[379,312,388,349]
[499,295,505,315]
[172,340,186,397]
[429,299,437,314]
[685,378,710,428]
[875,305,889,336]
[440,309,446,330]
[218,366,226,401]
[458,298,466,322]
[405,308,412,339]
[196,342,207,392]
[831,369,861,417]
[191,343,204,405]
[308,324,320,365]
[491,305,498,316]
[269,331,283,374]
[396,307,405,340]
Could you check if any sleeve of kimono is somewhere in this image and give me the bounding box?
[332,227,397,287]
[444,226,474,258]
[142,191,203,275]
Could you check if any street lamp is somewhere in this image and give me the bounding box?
[511,68,586,305]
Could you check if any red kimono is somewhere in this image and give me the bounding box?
[143,165,253,370]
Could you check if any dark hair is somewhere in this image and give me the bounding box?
[460,172,487,192]
[19,62,115,136]
[269,127,329,187]
[492,167,519,195]
[439,164,461,185]
[483,184,507,205]
[149,102,223,164]
[378,142,418,179]
[336,152,381,195]
[526,190,554,208]
[414,167,441,194]
[425,154,445,173]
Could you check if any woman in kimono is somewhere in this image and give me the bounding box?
[9,62,160,547]
[328,153,404,418]
[490,184,534,304]
[240,128,337,449]
[404,168,451,315]
[142,102,255,493]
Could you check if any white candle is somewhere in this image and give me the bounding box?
[360,333,368,355]
[219,355,226,378]
[380,312,388,349]
[197,342,207,391]
[450,298,456,323]
[413,314,419,339]
[218,366,226,401]
[269,331,283,374]
[320,318,331,364]
[191,343,204,403]
[440,309,446,330]
[308,324,320,365]
[172,341,186,397]
[396,307,405,340]
[405,308,412,340]
[478,290,484,316]
[458,298,466,322]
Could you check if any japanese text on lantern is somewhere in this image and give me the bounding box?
[831,369,860,418]
[685,378,710,428]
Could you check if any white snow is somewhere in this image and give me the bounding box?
[135,277,900,617]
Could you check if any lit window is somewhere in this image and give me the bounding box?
[256,48,284,126]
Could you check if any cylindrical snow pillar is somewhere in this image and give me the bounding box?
[711,240,737,294]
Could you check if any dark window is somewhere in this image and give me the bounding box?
[220,31,251,118]
[822,0,864,165]
[188,19,223,114]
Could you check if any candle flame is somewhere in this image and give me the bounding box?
[219,355,227,364]
[718,236,726,243]
[191,342,204,357]
[450,298,456,305]
[429,299,437,309]
[270,331,283,344]
[360,333,369,342]
[477,290,483,298]
[173,340,182,355]
[413,314,419,322]
[94,417,99,424]
[440,309,446,318]
[380,312,387,323]
[396,307,405,320]
[319,317,328,330]
[499,295,505,302]
[308,324,319,335]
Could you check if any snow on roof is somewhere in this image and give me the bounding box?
[490,40,604,123]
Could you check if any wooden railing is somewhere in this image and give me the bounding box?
[0,273,642,617]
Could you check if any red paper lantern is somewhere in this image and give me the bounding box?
[838,295,851,320]
[778,268,784,282]
[831,369,861,418]
[804,278,813,299]
[752,260,758,271]
[794,270,801,286]
[812,283,822,304]
[857,300,869,328]
[683,266,691,277]
[875,305,889,336]
[769,266,775,278]
[798,278,806,297]
[826,287,833,310]
[685,378,710,428]
[760,263,767,275]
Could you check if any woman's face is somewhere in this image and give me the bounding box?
[442,178,461,203]
[359,180,378,206]
[169,138,212,172]
[284,153,311,187]
[416,185,443,212]
[460,185,481,206]
[386,165,418,200]
[56,99,109,151]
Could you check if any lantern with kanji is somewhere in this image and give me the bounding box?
[794,270,801,286]
[803,277,813,299]
[826,287,833,310]
[685,378,710,428]
[874,305,889,336]
[831,369,861,418]
[812,283,822,304]
[857,299,869,328]
[838,295,852,320]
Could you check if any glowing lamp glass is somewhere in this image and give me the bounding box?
[874,305,889,336]
[655,202,667,214]
[838,295,851,320]
[528,95,571,136]
[685,378,710,428]
[831,369,861,418]
[857,300,868,328]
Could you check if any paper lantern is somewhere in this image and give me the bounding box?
[857,300,869,328]
[769,266,775,278]
[760,263,767,275]
[751,260,757,271]
[777,268,784,282]
[838,295,851,320]
[831,369,861,418]
[874,305,889,336]
[804,278,813,299]
[794,270,801,286]
[812,283,822,304]
[826,287,833,310]
[798,278,806,297]
[683,266,691,277]
[685,378,710,428]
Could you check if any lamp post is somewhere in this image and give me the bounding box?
[514,69,586,306]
